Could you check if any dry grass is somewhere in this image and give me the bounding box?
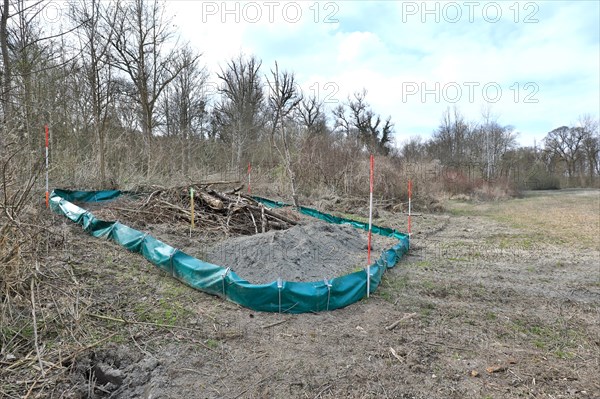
[446,189,600,250]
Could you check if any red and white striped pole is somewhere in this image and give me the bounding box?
[45,124,49,208]
[367,154,374,297]
[408,179,412,235]
[247,162,252,194]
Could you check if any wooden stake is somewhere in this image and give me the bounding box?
[45,124,49,208]
[190,187,195,229]
[367,154,374,298]
[408,179,412,235]
[247,162,252,194]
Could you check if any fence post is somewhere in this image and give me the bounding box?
[408,179,412,236]
[45,124,49,208]
[367,154,374,297]
[247,162,252,194]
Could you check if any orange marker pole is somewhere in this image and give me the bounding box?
[367,154,374,298]
[45,124,49,208]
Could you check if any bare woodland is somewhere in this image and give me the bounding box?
[0,0,596,195]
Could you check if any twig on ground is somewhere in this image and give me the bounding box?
[385,312,417,331]
[424,341,468,352]
[314,383,332,398]
[261,319,288,329]
[389,347,404,363]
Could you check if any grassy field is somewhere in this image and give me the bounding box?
[447,189,600,249]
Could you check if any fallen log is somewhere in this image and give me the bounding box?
[198,191,224,210]
[224,185,244,195]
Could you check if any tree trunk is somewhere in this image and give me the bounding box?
[98,126,106,188]
[1,0,11,134]
[282,126,299,207]
[183,128,190,176]
[142,106,152,178]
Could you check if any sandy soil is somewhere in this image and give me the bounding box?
[205,221,400,284]
[3,190,598,398]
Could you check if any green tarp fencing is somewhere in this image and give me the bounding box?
[50,189,409,313]
[53,188,123,203]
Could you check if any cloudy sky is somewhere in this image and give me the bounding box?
[170,0,599,147]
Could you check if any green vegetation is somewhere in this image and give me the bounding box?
[205,339,220,349]
[413,260,431,268]
[509,318,584,358]
[377,274,410,303]
[133,297,192,326]
[485,233,537,250]
[420,302,436,317]
[485,312,497,321]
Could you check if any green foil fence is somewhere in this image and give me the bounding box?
[51,189,409,313]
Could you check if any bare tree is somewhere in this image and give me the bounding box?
[0,0,11,134]
[5,0,42,147]
[215,54,264,169]
[0,0,68,165]
[476,109,518,179]
[70,0,116,187]
[401,135,426,164]
[332,103,354,144]
[427,107,472,165]
[578,114,600,182]
[160,46,208,175]
[544,125,586,179]
[266,61,302,206]
[295,94,327,136]
[333,89,393,154]
[109,0,190,176]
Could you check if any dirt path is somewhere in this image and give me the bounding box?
[7,190,598,398]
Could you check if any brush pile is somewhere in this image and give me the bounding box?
[90,183,298,236]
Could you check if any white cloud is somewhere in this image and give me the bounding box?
[169,0,599,147]
[336,31,385,64]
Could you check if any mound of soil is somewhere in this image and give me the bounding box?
[206,221,395,284]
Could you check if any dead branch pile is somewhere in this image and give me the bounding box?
[91,183,298,236]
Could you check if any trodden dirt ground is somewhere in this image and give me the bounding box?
[2,189,599,398]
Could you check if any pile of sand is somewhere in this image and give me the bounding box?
[207,221,393,284]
